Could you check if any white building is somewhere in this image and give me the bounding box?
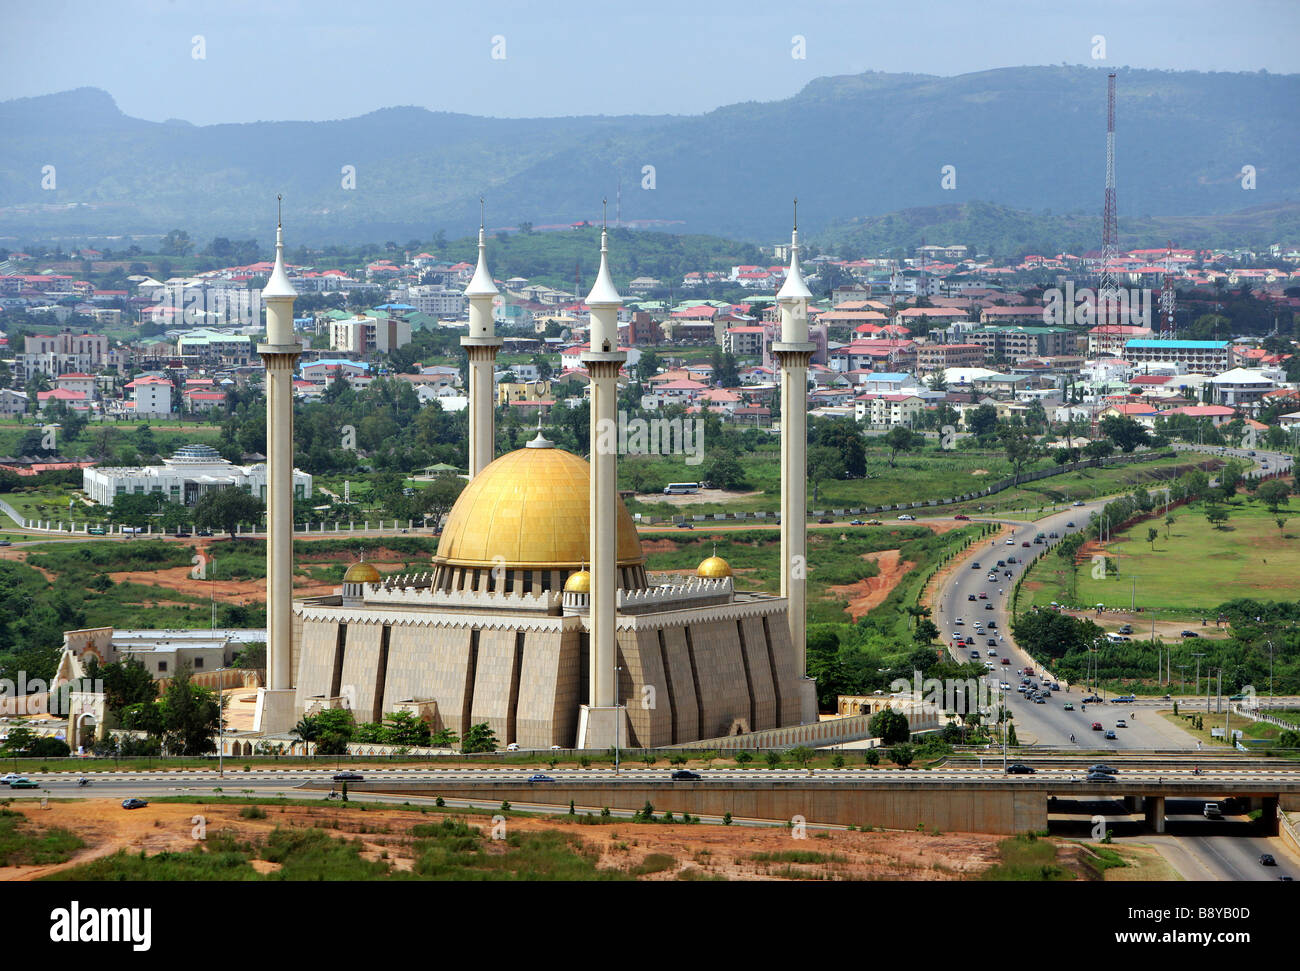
[125,375,174,415]
[83,443,311,507]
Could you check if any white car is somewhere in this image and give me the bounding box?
[0,773,21,785]
[1005,538,1015,545]
[954,618,964,625]
[898,514,915,521]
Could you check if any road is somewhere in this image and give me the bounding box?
[930,445,1294,751]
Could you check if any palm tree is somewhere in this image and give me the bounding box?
[291,716,320,754]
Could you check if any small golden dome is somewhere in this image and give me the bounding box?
[696,555,732,578]
[343,561,382,584]
[564,570,591,593]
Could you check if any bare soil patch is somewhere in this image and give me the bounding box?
[827,550,915,621]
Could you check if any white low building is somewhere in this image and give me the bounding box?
[83,443,311,506]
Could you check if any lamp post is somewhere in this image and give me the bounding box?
[215,666,228,779]
[614,663,621,775]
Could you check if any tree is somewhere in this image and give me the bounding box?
[1165,514,1175,539]
[0,725,37,755]
[999,426,1036,478]
[1206,505,1230,530]
[158,663,220,755]
[100,657,159,714]
[461,722,498,754]
[1277,517,1288,538]
[381,710,431,747]
[312,708,356,754]
[812,419,867,477]
[788,745,815,769]
[913,619,940,644]
[1100,414,1150,453]
[883,425,916,467]
[701,452,747,490]
[807,445,845,502]
[869,708,910,744]
[1256,479,1291,513]
[889,743,915,768]
[1147,527,1158,550]
[193,487,264,542]
[965,404,998,438]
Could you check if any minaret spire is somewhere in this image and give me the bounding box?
[462,197,503,477]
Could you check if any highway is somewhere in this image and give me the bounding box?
[931,445,1294,752]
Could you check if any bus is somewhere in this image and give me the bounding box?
[663,482,701,495]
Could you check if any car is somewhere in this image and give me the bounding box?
[1260,854,1277,867]
[1091,722,1103,731]
[1065,522,1075,528]
[676,522,695,529]
[1035,696,1046,704]
[1203,802,1222,819]
[1117,625,1133,635]
[1228,693,1247,702]
[1005,538,1015,545]
[985,603,994,610]
[1115,719,1127,728]
[866,520,882,526]
[954,514,970,520]
[87,526,106,535]
[122,798,148,809]
[1063,702,1074,711]
[506,742,520,751]
[971,562,981,570]
[1001,657,1011,665]
[0,540,10,547]
[1000,681,1012,690]
[984,661,996,670]
[175,529,191,538]
[954,618,964,625]
[987,641,997,649]
[1104,730,1117,739]
[1082,695,1103,704]
[1181,630,1199,638]
[1006,764,1036,774]
[1050,682,1060,691]
[1086,772,1116,783]
[1048,532,1059,539]
[1073,500,1085,506]
[196,528,213,537]
[671,770,701,781]
[850,519,865,526]
[1088,765,1118,774]
[897,514,915,521]
[979,592,988,600]
[1022,541,1031,547]
[10,778,39,789]
[970,650,981,660]
[332,771,364,782]
[968,594,976,601]
[988,621,997,629]
[0,773,21,785]
[527,774,555,783]
[818,517,833,524]
[1006,556,1017,564]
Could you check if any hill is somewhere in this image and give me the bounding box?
[1,66,1296,244]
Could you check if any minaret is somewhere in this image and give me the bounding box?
[772,200,819,724]
[461,199,503,478]
[577,203,628,748]
[254,196,302,735]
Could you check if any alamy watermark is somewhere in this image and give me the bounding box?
[594,411,704,466]
[0,674,103,717]
[1043,281,1151,328]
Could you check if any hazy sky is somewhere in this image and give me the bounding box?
[2,0,1296,124]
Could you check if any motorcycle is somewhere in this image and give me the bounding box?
[77,778,91,787]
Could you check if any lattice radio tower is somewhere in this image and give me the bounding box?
[1099,73,1119,325]
[1160,239,1177,338]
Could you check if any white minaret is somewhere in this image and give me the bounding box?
[461,199,502,478]
[254,196,302,735]
[772,200,819,724]
[577,204,629,749]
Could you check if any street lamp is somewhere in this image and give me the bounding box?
[214,666,229,779]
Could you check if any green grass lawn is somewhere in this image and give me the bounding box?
[1028,499,1300,613]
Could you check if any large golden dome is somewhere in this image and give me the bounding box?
[343,561,382,584]
[435,443,644,569]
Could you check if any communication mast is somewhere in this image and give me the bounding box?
[1160,239,1177,338]
[1098,73,1119,325]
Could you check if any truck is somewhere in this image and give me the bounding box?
[1203,802,1222,819]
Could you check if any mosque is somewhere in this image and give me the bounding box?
[268,203,821,748]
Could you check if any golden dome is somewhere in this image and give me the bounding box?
[343,561,382,584]
[436,444,644,569]
[696,555,732,578]
[564,570,591,593]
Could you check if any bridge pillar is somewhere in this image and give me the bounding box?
[1123,795,1142,813]
[1258,796,1279,835]
[1144,795,1166,833]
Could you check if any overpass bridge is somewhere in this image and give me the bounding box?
[307,769,1300,836]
